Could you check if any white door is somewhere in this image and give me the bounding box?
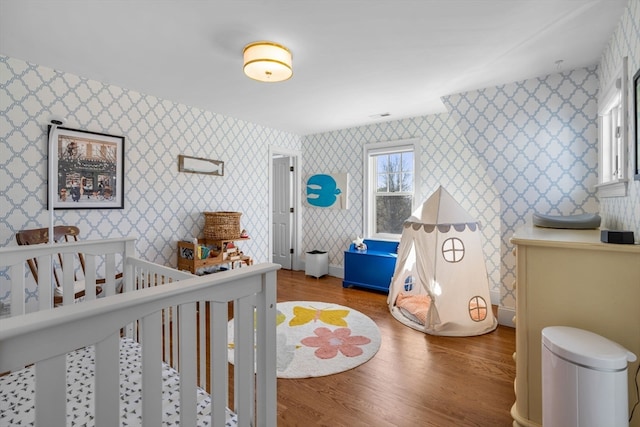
[272,156,293,269]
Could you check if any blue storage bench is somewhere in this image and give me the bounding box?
[343,239,398,293]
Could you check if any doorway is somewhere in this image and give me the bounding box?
[270,148,299,270]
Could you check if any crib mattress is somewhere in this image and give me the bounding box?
[0,337,238,426]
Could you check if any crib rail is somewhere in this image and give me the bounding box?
[0,239,278,427]
[0,236,136,313]
[0,261,278,427]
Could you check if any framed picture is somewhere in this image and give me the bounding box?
[178,154,224,176]
[634,67,640,181]
[50,127,125,209]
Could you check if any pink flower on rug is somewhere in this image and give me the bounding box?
[301,327,371,359]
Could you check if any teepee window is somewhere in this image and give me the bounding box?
[404,276,414,292]
[442,237,465,263]
[469,296,488,322]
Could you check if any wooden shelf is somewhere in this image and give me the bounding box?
[177,237,252,274]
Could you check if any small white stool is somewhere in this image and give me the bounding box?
[305,250,328,278]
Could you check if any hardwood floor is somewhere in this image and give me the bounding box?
[273,270,516,427]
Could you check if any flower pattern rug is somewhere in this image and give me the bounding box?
[227,301,382,378]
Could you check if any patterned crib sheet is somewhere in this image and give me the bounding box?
[0,338,238,426]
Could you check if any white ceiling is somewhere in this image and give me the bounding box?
[0,0,628,136]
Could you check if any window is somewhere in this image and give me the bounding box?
[365,140,416,239]
[469,296,488,322]
[442,237,465,263]
[404,276,414,292]
[597,56,629,197]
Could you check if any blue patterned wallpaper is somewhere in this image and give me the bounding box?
[0,55,300,303]
[2,0,637,320]
[599,0,640,234]
[443,67,600,312]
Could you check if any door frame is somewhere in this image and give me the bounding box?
[268,146,301,270]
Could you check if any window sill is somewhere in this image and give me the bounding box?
[595,179,628,198]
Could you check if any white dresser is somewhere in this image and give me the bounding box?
[510,224,640,427]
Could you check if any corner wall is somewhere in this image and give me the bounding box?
[443,67,600,319]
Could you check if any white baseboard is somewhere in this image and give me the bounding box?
[497,306,515,328]
[298,263,343,279]
[490,289,501,306]
[329,265,344,279]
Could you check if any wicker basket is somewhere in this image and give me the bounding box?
[204,211,242,240]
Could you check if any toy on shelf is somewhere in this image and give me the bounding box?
[177,237,252,275]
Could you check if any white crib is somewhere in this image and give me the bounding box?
[0,236,278,426]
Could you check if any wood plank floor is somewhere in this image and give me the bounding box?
[273,270,516,427]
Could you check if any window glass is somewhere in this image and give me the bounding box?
[375,195,412,234]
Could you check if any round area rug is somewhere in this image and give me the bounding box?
[227,301,381,378]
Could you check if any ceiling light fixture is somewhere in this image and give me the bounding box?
[243,41,292,83]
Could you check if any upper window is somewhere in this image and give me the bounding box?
[597,56,629,197]
[365,140,416,239]
[442,237,465,263]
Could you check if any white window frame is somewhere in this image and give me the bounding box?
[596,56,629,198]
[364,139,418,240]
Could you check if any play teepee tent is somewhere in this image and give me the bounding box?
[387,186,497,336]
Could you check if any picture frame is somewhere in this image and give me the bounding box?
[178,154,224,176]
[50,127,125,209]
[634,67,640,181]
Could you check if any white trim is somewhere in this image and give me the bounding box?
[497,306,515,328]
[595,179,628,198]
[597,56,628,193]
[268,146,302,270]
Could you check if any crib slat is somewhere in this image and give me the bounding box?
[122,263,136,339]
[104,252,116,296]
[256,270,278,426]
[35,354,66,426]
[179,302,197,427]
[162,306,170,364]
[84,254,97,301]
[62,252,74,305]
[234,295,256,426]
[210,301,228,427]
[141,311,162,427]
[172,304,179,367]
[198,301,206,387]
[10,263,25,316]
[95,333,120,426]
[37,254,53,311]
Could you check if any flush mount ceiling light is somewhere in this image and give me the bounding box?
[243,41,292,82]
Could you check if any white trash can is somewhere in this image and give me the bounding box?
[542,326,637,427]
[305,250,328,278]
